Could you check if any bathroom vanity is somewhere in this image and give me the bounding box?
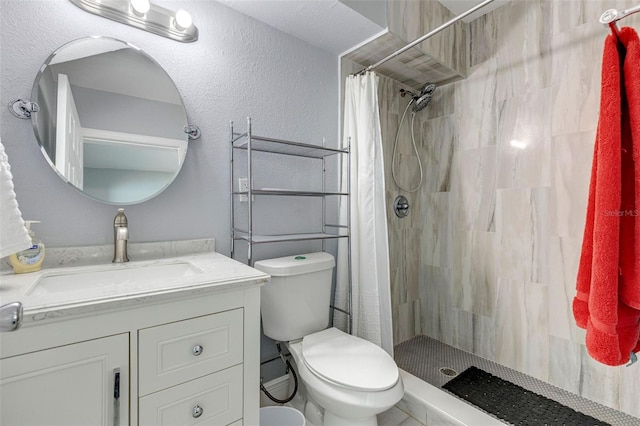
[0,250,269,426]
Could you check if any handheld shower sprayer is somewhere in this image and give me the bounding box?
[392,82,437,193]
[413,83,436,113]
[398,84,436,113]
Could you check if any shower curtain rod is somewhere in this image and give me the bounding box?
[600,5,640,24]
[600,5,640,40]
[355,0,495,75]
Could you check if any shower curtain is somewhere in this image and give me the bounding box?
[334,72,394,355]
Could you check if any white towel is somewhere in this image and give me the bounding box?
[0,140,31,259]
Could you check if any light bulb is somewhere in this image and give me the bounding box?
[130,0,150,16]
[174,9,192,30]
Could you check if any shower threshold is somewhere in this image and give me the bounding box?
[394,335,638,426]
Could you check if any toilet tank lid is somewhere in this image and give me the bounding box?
[253,252,335,276]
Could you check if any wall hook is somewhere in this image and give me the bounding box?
[8,99,39,119]
[184,124,201,140]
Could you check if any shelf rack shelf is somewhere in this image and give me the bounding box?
[232,232,347,244]
[232,188,348,197]
[231,132,348,159]
[230,117,352,331]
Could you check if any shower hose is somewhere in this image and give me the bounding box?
[392,98,423,193]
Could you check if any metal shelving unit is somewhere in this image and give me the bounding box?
[230,117,352,330]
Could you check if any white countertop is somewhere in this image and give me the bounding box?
[0,251,269,325]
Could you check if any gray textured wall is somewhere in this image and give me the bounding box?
[0,0,338,255]
[1,0,340,383]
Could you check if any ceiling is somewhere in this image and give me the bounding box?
[217,0,384,55]
[218,0,508,55]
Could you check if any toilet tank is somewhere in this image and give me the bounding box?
[254,252,335,342]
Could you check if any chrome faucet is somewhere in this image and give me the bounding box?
[113,208,129,263]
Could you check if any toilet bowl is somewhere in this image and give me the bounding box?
[287,328,404,426]
[254,253,404,426]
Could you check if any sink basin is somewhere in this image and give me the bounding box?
[27,261,203,296]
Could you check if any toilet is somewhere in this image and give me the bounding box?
[255,252,404,426]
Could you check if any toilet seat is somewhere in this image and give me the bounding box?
[301,328,399,392]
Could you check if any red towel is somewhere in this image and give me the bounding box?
[573,27,640,366]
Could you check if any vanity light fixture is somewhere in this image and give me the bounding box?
[68,0,198,43]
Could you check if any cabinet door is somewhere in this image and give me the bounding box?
[0,334,129,426]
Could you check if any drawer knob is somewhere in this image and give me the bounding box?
[192,405,204,418]
[192,344,204,356]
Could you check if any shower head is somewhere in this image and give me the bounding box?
[412,83,436,113]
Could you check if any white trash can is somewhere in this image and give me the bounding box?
[259,406,305,426]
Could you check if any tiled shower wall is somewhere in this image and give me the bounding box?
[379,0,640,418]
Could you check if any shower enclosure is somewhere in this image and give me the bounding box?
[342,0,640,421]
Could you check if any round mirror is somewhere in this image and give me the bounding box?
[31,36,189,205]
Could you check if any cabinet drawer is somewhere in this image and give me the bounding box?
[139,364,243,426]
[139,309,243,395]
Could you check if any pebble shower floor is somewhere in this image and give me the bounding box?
[394,335,639,425]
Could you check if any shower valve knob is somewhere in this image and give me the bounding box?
[394,195,410,218]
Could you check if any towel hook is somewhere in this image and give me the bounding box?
[8,99,39,119]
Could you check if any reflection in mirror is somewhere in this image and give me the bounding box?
[31,36,189,204]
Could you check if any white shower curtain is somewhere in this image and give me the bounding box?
[334,72,393,355]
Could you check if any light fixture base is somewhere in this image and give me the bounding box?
[68,0,198,43]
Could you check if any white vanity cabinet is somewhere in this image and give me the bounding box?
[0,333,129,426]
[0,253,267,426]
